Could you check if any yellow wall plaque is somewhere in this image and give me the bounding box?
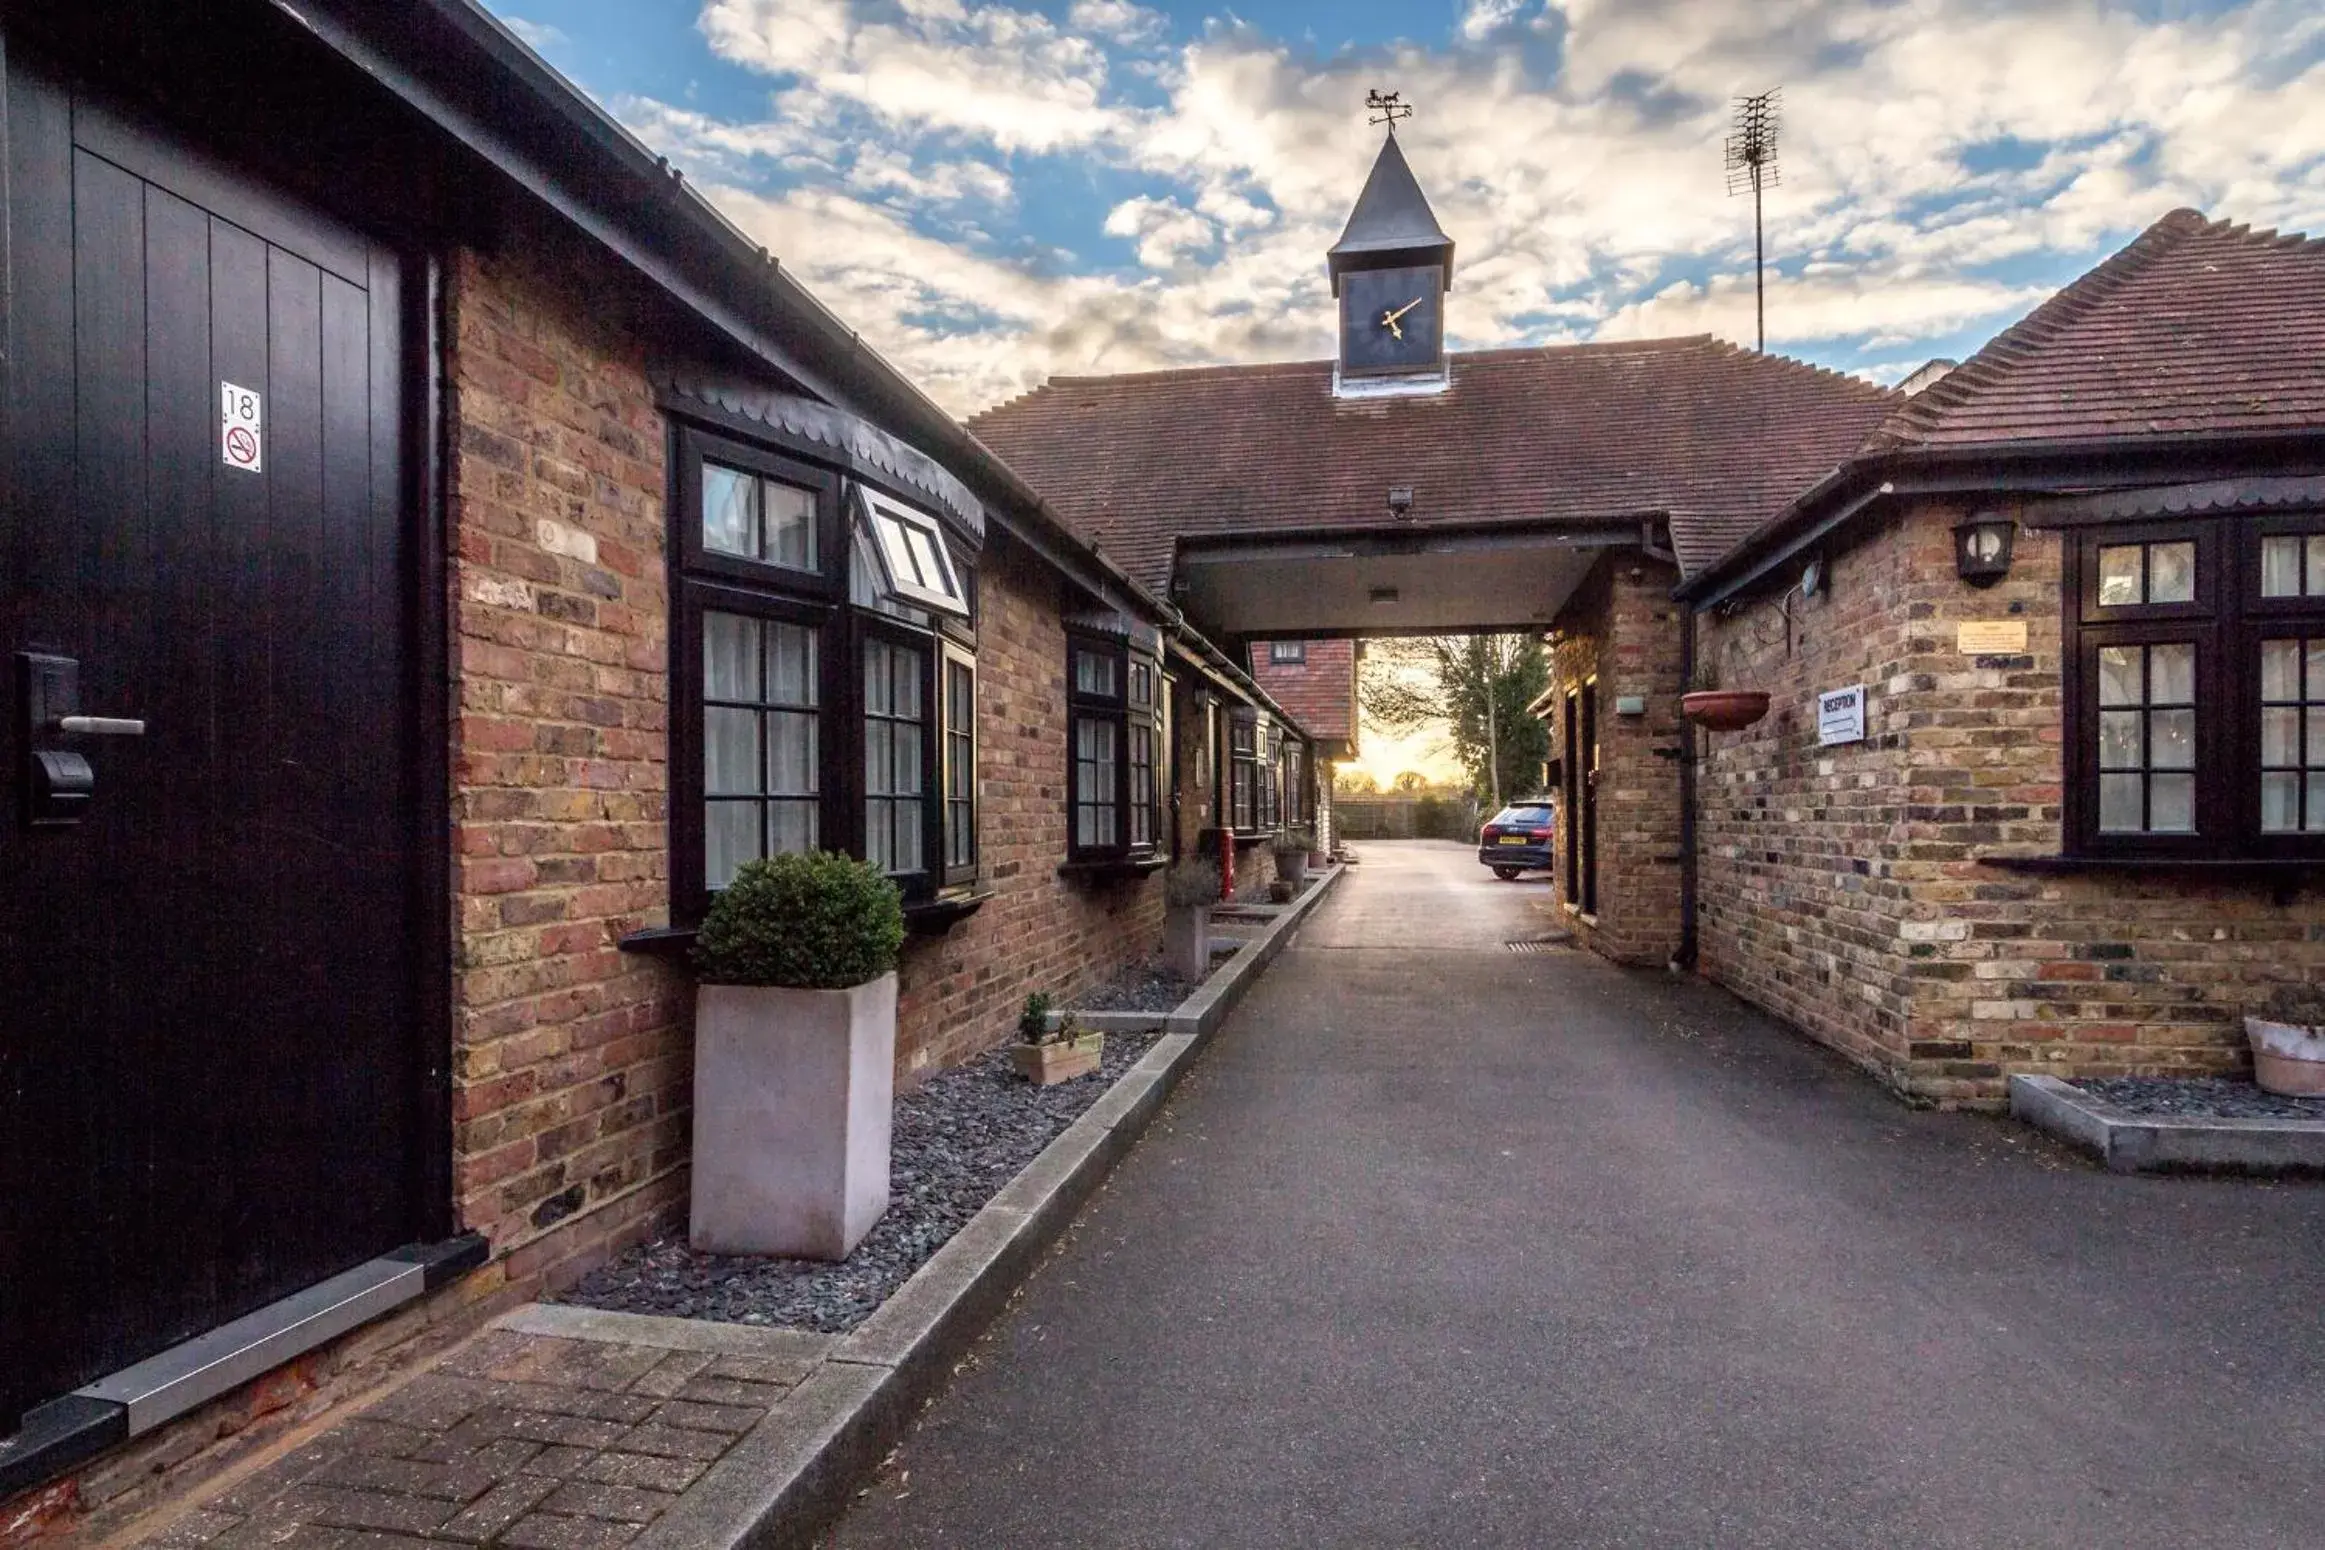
[1957,620,2028,654]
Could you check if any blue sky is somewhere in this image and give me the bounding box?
[487,0,2325,414]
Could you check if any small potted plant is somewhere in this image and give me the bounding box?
[1012,991,1106,1086]
[1162,859,1219,981]
[2246,983,2325,1097]
[1267,876,1295,903]
[1680,657,1769,732]
[689,851,905,1260]
[1274,826,1314,886]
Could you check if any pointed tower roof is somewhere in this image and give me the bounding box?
[1327,134,1454,294]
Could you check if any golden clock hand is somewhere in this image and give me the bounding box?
[1381,311,1404,341]
[1383,296,1424,324]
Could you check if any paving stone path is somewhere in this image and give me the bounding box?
[136,1312,834,1549]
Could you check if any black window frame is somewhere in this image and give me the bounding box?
[2063,513,2325,859]
[1068,630,1164,862]
[671,421,979,923]
[1227,710,1260,836]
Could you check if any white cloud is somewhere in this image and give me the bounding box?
[580,0,2325,414]
[500,15,568,52]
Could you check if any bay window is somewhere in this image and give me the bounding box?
[2064,512,2325,857]
[1067,628,1164,861]
[672,422,980,920]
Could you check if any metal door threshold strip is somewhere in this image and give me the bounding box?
[0,1234,484,1497]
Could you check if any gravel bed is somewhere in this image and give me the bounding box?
[2074,1076,2325,1122]
[1075,959,1202,1014]
[558,1029,1161,1333]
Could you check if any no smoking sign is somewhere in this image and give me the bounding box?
[220,381,263,474]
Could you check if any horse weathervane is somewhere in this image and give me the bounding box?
[1366,89,1412,132]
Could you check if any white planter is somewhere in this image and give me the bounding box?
[1163,905,1210,982]
[2246,1016,2325,1098]
[691,973,896,1260]
[1275,848,1308,886]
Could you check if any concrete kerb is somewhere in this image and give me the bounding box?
[623,990,1237,1547]
[2010,1074,2325,1175]
[1167,862,1345,1043]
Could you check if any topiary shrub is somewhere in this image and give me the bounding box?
[1164,859,1220,911]
[693,851,905,989]
[2257,983,2325,1028]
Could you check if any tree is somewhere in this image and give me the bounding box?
[1361,635,1551,809]
[1391,770,1428,793]
[1334,767,1378,795]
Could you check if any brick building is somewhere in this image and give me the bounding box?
[1540,210,2325,1106]
[0,1,1320,1532]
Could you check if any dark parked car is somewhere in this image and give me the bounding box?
[1478,801,1555,879]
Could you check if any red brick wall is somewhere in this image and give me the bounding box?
[445,245,691,1269]
[1695,499,2325,1106]
[892,535,1166,1078]
[1544,554,1687,966]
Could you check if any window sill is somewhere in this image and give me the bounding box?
[1056,856,1169,881]
[618,925,697,958]
[1977,853,2325,902]
[905,888,994,934]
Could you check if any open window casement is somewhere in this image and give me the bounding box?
[856,484,970,619]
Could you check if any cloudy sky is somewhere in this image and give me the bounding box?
[489,0,2325,418]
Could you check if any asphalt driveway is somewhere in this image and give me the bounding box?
[824,840,2325,1549]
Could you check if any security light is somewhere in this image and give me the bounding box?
[1387,485,1415,519]
[1953,513,2016,586]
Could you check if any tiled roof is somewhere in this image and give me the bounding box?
[1865,210,2325,452]
[1248,641,1358,742]
[967,338,1898,583]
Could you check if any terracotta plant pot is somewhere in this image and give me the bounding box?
[1011,1031,1105,1086]
[1681,690,1772,731]
[2246,1016,2325,1097]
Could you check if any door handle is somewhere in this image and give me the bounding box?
[56,715,145,736]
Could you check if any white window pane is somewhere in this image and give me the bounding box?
[1075,649,1117,697]
[893,651,922,720]
[2098,773,2144,832]
[705,707,760,794]
[770,709,817,794]
[2147,542,2195,604]
[2149,708,2194,770]
[2310,641,2325,701]
[2262,639,2302,702]
[866,720,891,791]
[2098,710,2142,770]
[2098,646,2142,707]
[707,800,761,887]
[2149,773,2195,832]
[2263,537,2302,597]
[770,800,817,857]
[705,611,761,701]
[866,800,891,871]
[703,464,759,558]
[2263,706,2301,767]
[865,643,892,715]
[2149,643,2195,705]
[893,803,923,872]
[2310,773,2325,833]
[894,725,921,793]
[2309,708,2325,767]
[2263,772,2301,832]
[2310,536,2325,597]
[2097,545,2143,606]
[766,481,818,570]
[904,525,945,591]
[768,622,817,706]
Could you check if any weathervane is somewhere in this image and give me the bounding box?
[1366,88,1412,133]
[1724,89,1781,352]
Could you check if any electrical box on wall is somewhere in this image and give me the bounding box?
[1614,694,1647,716]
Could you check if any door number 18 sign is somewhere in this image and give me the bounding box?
[221,381,263,474]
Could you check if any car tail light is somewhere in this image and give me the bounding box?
[1529,827,1552,840]
[1480,825,1500,841]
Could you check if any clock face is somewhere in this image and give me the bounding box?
[1339,264,1445,377]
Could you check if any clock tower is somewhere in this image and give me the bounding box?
[1329,127,1455,389]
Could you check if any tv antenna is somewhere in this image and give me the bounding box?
[1366,89,1412,133]
[1724,89,1781,351]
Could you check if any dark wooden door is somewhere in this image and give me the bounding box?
[0,67,428,1426]
[1578,682,1599,915]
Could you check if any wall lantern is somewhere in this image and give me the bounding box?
[1387,485,1415,520]
[1953,513,2016,586]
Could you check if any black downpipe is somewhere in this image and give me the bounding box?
[1675,602,1699,971]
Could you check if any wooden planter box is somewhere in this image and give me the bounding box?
[1011,1032,1106,1086]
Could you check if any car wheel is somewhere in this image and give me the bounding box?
[1491,867,1521,881]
